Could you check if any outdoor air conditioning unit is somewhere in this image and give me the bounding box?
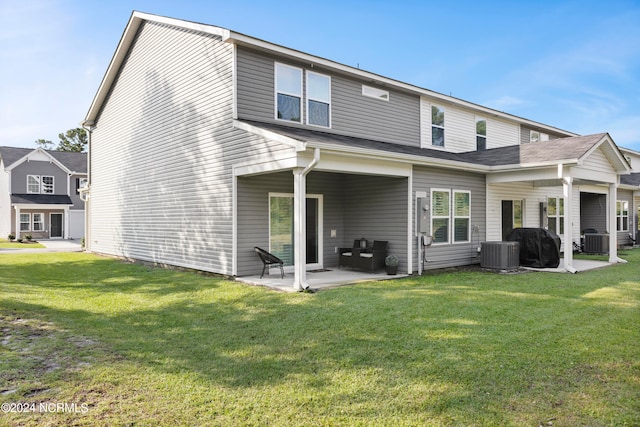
[480,241,520,270]
[584,234,609,254]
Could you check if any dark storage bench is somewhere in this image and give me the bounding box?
[338,239,388,273]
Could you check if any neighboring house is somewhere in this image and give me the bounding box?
[620,147,640,243]
[82,12,637,290]
[0,147,87,240]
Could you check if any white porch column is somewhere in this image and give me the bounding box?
[609,182,619,263]
[14,206,20,239]
[64,206,70,239]
[292,168,308,291]
[562,177,576,273]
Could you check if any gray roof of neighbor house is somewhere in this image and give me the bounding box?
[10,194,74,205]
[239,121,628,172]
[0,146,87,173]
[621,173,640,187]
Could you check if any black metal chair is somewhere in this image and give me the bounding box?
[254,247,285,279]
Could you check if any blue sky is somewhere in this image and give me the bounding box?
[2,0,640,151]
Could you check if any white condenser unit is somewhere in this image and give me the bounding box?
[480,241,520,270]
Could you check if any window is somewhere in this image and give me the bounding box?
[27,175,53,194]
[41,176,54,193]
[547,197,564,235]
[431,105,445,147]
[275,63,302,123]
[77,178,88,194]
[530,130,549,143]
[307,71,331,127]
[32,213,44,231]
[453,191,470,242]
[431,189,472,244]
[617,201,629,232]
[362,85,389,101]
[20,213,30,232]
[27,175,40,193]
[476,117,486,151]
[431,190,450,243]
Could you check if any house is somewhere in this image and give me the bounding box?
[0,147,87,240]
[82,11,637,290]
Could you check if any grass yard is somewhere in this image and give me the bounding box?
[0,251,638,426]
[0,239,45,249]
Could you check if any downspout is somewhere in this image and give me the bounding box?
[81,122,94,252]
[293,147,320,292]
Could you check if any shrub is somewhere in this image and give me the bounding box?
[25,234,32,241]
[385,255,399,267]
[8,233,15,241]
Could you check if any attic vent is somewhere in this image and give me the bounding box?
[362,85,389,101]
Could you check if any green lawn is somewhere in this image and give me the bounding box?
[0,251,638,426]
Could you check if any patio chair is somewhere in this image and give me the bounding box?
[254,247,285,279]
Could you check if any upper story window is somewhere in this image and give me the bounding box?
[275,63,332,128]
[307,71,331,128]
[27,175,54,194]
[275,63,302,123]
[431,105,445,147]
[362,85,389,101]
[476,117,487,151]
[530,130,549,143]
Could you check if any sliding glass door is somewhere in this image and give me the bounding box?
[269,193,322,271]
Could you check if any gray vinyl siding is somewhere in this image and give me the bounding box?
[579,192,607,234]
[236,47,420,146]
[236,171,407,276]
[89,21,292,275]
[11,161,68,195]
[412,166,486,271]
[341,174,408,268]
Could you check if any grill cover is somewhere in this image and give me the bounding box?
[506,228,561,268]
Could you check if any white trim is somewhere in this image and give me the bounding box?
[232,43,238,120]
[233,119,305,151]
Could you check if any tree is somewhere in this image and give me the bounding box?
[57,128,87,152]
[35,139,54,150]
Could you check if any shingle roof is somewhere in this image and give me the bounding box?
[0,146,87,173]
[462,133,609,166]
[239,121,612,169]
[10,194,73,205]
[621,172,640,187]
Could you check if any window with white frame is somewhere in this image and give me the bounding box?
[275,63,302,123]
[41,176,54,193]
[453,191,470,242]
[27,175,40,193]
[431,105,445,147]
[362,85,389,101]
[431,189,472,244]
[547,197,564,235]
[32,213,44,231]
[27,175,54,194]
[530,130,549,143]
[20,213,30,232]
[307,71,331,127]
[476,117,486,151]
[617,200,629,232]
[431,189,450,243]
